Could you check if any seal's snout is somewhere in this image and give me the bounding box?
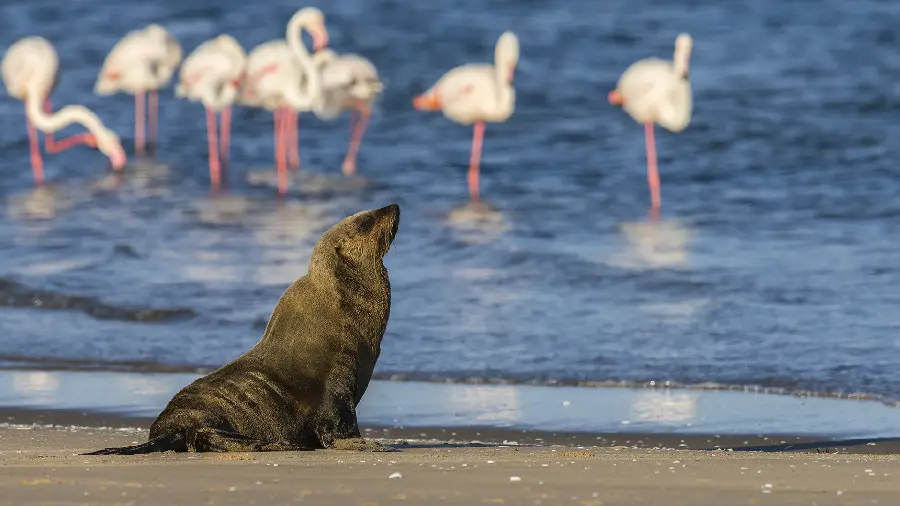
[377,203,400,250]
[379,203,400,228]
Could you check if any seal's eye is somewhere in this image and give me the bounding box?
[355,214,377,235]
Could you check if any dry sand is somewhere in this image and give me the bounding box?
[1,424,899,506]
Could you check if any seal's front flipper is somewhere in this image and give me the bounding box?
[83,433,186,455]
[192,428,311,452]
[314,391,364,446]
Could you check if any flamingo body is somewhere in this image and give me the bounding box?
[242,39,313,178]
[177,35,246,111]
[239,7,328,193]
[413,31,519,201]
[613,58,692,132]
[177,34,247,190]
[312,48,383,175]
[2,36,58,101]
[415,63,515,125]
[95,24,182,155]
[314,49,383,119]
[95,24,182,95]
[609,33,693,212]
[243,40,311,111]
[2,36,126,182]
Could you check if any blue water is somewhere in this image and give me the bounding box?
[1,0,900,407]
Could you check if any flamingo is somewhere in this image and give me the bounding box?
[413,31,518,202]
[312,47,383,176]
[240,7,329,194]
[95,24,183,156]
[1,36,126,184]
[176,34,246,190]
[608,33,693,212]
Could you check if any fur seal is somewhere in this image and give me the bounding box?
[85,203,400,454]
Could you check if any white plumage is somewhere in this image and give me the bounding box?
[2,36,126,182]
[609,33,693,212]
[414,31,519,201]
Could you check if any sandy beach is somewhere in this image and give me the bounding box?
[0,417,899,505]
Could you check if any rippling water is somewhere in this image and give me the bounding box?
[1,0,900,404]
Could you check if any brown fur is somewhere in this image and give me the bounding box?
[85,204,400,454]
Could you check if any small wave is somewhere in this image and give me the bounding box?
[0,279,195,323]
[0,355,211,374]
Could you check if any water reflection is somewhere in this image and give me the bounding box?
[191,194,255,226]
[121,376,171,396]
[445,200,510,245]
[11,371,60,404]
[118,159,173,197]
[630,390,698,424]
[4,186,69,221]
[444,385,522,424]
[639,298,710,326]
[611,218,693,269]
[245,169,370,197]
[249,201,338,285]
[452,265,523,335]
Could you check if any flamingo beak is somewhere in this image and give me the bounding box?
[413,94,441,111]
[608,90,624,105]
[313,27,329,51]
[110,149,127,172]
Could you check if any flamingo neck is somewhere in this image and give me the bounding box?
[25,95,106,137]
[674,47,691,78]
[492,33,518,114]
[286,15,321,109]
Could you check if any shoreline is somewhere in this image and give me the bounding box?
[2,406,899,455]
[3,369,900,439]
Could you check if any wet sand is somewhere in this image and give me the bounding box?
[1,425,900,505]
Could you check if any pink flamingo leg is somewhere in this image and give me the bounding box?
[342,103,370,176]
[135,92,146,156]
[273,109,281,162]
[219,106,231,170]
[468,121,485,202]
[43,99,94,153]
[275,108,288,195]
[205,107,221,189]
[287,109,300,171]
[149,90,158,151]
[644,122,661,210]
[26,113,44,185]
[45,133,96,153]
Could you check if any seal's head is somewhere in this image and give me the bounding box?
[310,204,400,277]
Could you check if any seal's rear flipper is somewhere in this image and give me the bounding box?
[82,433,186,455]
[193,428,312,452]
[84,429,311,455]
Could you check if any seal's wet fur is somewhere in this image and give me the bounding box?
[86,204,400,454]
